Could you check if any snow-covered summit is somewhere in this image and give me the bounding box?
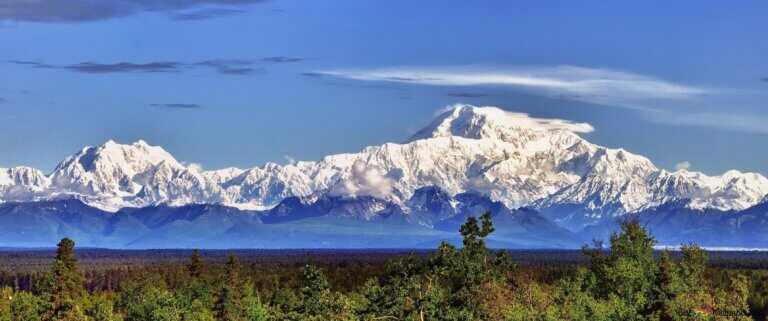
[50,139,185,195]
[0,104,765,224]
[409,104,594,142]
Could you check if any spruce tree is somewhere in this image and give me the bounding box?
[45,238,86,321]
[188,249,206,279]
[214,254,245,321]
[299,263,330,315]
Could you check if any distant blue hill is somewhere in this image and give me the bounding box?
[1,186,766,249]
[0,186,577,249]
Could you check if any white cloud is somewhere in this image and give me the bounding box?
[318,65,768,135]
[283,155,297,165]
[486,106,595,133]
[321,65,709,105]
[186,162,204,173]
[328,160,394,199]
[675,161,691,171]
[437,103,595,133]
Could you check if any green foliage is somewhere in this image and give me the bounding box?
[214,254,246,321]
[124,287,180,321]
[569,218,662,320]
[242,295,266,321]
[298,262,330,314]
[658,245,712,320]
[362,253,446,320]
[188,250,206,279]
[714,273,751,321]
[360,211,517,320]
[45,237,87,321]
[181,299,214,321]
[177,280,214,313]
[436,212,516,319]
[0,287,9,321]
[1,212,765,321]
[10,290,46,321]
[85,293,118,321]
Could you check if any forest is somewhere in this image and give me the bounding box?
[1,212,767,321]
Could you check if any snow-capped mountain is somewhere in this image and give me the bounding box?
[45,140,226,210]
[0,166,48,198]
[1,104,766,232]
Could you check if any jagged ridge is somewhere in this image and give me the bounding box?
[1,104,766,232]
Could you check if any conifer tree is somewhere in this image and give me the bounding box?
[214,254,245,321]
[45,238,86,321]
[299,263,330,316]
[188,249,206,279]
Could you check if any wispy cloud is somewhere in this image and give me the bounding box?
[0,0,267,23]
[318,65,768,135]
[70,62,181,73]
[171,8,245,20]
[644,108,768,135]
[320,66,709,104]
[300,72,324,78]
[186,162,204,172]
[675,161,691,171]
[151,103,201,109]
[448,92,489,98]
[197,60,260,75]
[262,56,304,63]
[7,60,53,69]
[8,59,262,75]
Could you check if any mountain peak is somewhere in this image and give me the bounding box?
[408,104,594,142]
[47,139,184,202]
[84,139,179,169]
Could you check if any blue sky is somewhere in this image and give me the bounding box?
[1,0,767,175]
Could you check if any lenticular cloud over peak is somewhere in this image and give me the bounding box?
[448,104,596,133]
[411,104,594,142]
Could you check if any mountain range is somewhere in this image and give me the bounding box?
[1,104,767,248]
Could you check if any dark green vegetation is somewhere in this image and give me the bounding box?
[1,212,767,320]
